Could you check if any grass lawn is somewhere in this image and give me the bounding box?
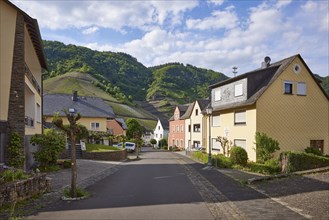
[86,143,121,152]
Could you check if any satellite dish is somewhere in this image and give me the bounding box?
[264,56,271,64]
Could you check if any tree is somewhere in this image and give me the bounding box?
[52,110,88,198]
[215,136,233,157]
[255,132,280,163]
[150,139,157,148]
[126,119,143,139]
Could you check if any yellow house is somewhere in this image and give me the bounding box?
[208,54,329,161]
[43,91,115,132]
[0,0,48,168]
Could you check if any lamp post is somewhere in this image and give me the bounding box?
[206,105,213,166]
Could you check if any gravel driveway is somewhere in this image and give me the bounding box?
[253,172,329,219]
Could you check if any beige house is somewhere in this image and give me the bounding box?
[0,0,48,168]
[182,100,209,150]
[207,54,329,161]
[43,92,115,132]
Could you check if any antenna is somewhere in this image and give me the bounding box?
[232,66,238,77]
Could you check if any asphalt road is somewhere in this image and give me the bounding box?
[27,151,214,220]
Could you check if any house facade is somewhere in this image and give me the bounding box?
[142,131,154,146]
[208,54,329,161]
[182,100,209,150]
[153,119,169,147]
[107,118,127,136]
[43,92,115,132]
[168,105,189,149]
[0,0,48,169]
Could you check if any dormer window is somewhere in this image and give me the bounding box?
[214,89,221,101]
[235,84,243,97]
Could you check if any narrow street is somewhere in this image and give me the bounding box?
[26,151,307,219]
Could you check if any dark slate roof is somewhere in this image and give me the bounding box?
[159,119,169,130]
[180,102,196,120]
[115,118,128,130]
[197,99,210,111]
[43,94,115,118]
[169,104,190,121]
[208,54,329,111]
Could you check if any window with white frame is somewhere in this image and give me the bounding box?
[180,125,184,132]
[234,111,246,125]
[160,134,163,138]
[214,89,221,101]
[234,139,246,150]
[172,125,175,132]
[176,125,179,132]
[212,138,222,151]
[91,122,100,130]
[297,82,306,95]
[284,81,293,94]
[195,109,198,116]
[212,115,220,127]
[36,103,41,123]
[176,140,179,147]
[235,84,243,97]
[193,124,201,132]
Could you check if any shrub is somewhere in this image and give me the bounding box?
[0,169,30,182]
[191,151,208,163]
[212,154,232,168]
[150,139,157,147]
[7,132,24,168]
[304,147,323,156]
[255,132,280,163]
[230,147,248,166]
[158,139,167,148]
[30,129,66,168]
[63,187,89,198]
[247,162,281,175]
[280,151,329,173]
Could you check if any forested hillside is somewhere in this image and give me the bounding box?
[43,40,228,107]
[43,40,152,101]
[147,63,228,103]
[314,74,329,96]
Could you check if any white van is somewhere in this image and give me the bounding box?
[114,142,136,152]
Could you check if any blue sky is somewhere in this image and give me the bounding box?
[13,0,329,77]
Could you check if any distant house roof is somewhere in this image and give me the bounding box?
[180,99,209,119]
[43,93,115,118]
[209,54,329,112]
[115,118,128,130]
[4,0,48,70]
[169,104,190,121]
[157,119,169,130]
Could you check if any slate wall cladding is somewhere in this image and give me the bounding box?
[7,13,25,166]
[0,121,8,163]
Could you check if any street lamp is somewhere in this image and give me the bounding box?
[206,105,213,166]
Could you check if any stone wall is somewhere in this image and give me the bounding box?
[0,173,51,207]
[82,150,127,161]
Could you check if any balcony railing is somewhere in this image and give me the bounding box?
[25,63,41,94]
[25,116,34,127]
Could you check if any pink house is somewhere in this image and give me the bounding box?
[168,104,190,149]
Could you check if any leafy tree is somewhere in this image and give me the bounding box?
[255,132,280,163]
[158,139,167,148]
[126,118,143,139]
[31,129,66,169]
[215,136,233,157]
[150,139,157,148]
[52,110,88,198]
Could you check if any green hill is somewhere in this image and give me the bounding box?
[314,74,329,96]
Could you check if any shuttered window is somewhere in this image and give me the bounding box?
[297,82,306,95]
[234,111,246,125]
[214,89,221,101]
[235,84,243,97]
[234,139,246,150]
[212,138,222,151]
[212,115,220,127]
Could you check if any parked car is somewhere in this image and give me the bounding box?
[114,142,136,152]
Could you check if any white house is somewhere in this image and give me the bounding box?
[142,131,154,146]
[153,119,169,147]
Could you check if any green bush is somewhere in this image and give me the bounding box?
[30,129,66,168]
[230,147,248,166]
[191,151,208,163]
[212,154,233,168]
[255,132,280,163]
[304,147,323,156]
[280,151,329,173]
[63,187,89,198]
[158,139,167,148]
[247,162,281,175]
[0,169,30,182]
[8,132,24,168]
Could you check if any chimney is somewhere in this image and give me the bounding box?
[72,91,78,101]
[261,56,271,68]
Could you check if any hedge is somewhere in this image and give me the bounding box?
[247,162,281,175]
[280,151,329,173]
[191,151,232,168]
